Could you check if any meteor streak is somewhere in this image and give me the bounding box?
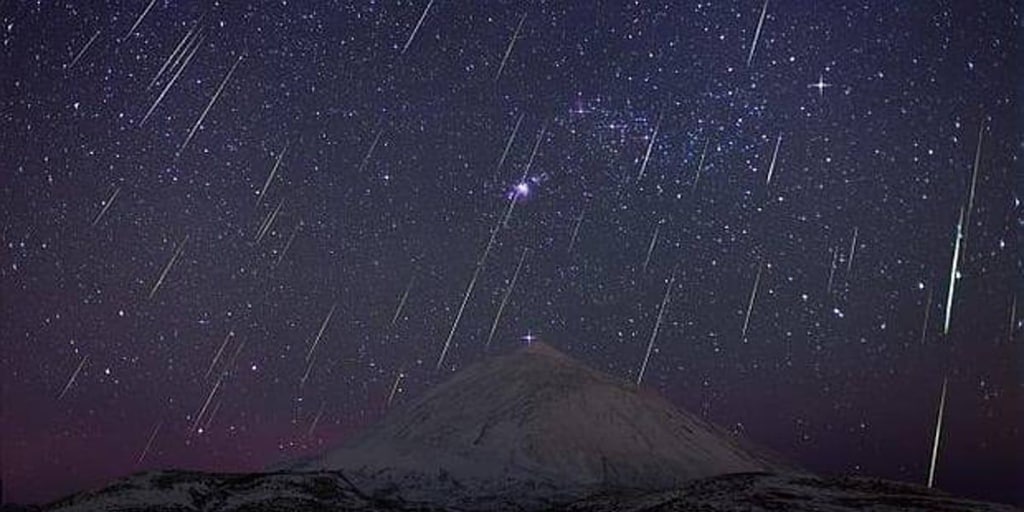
[693,139,709,192]
[191,377,222,432]
[178,54,244,155]
[137,420,162,464]
[642,223,661,272]
[147,26,197,89]
[356,124,386,175]
[256,197,285,243]
[765,133,782,184]
[637,115,661,181]
[149,234,188,299]
[68,30,101,70]
[308,402,325,437]
[637,272,675,386]
[741,264,762,340]
[495,112,525,175]
[826,246,838,294]
[401,0,435,54]
[391,276,415,326]
[140,31,203,126]
[58,355,88,400]
[485,248,529,348]
[846,227,858,274]
[205,331,234,381]
[276,220,301,266]
[927,377,948,488]
[387,372,405,407]
[122,0,157,42]
[568,211,584,253]
[256,143,288,206]
[494,12,527,83]
[746,0,769,66]
[91,186,121,226]
[943,208,964,335]
[307,304,337,362]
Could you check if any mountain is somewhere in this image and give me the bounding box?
[286,341,791,507]
[10,342,1018,511]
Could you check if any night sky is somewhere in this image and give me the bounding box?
[2,0,1021,506]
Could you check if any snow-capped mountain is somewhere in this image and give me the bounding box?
[287,341,791,506]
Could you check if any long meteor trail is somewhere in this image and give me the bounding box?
[137,420,162,465]
[943,208,964,335]
[68,30,101,70]
[637,272,676,386]
[636,115,661,181]
[765,133,782,185]
[437,199,516,370]
[741,264,763,340]
[642,224,660,272]
[257,143,288,206]
[178,54,244,155]
[746,0,769,66]
[92,186,121,226]
[494,12,527,83]
[58,355,88,400]
[485,248,529,348]
[401,0,435,54]
[927,377,948,488]
[149,234,188,299]
[495,112,525,175]
[122,0,158,42]
[307,304,337,362]
[148,26,197,89]
[140,31,204,126]
[391,276,415,326]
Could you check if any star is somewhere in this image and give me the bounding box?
[808,73,832,97]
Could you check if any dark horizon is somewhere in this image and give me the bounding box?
[2,0,1020,507]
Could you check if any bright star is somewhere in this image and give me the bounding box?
[808,73,832,97]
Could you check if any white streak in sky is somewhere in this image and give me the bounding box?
[494,12,527,83]
[69,30,101,70]
[746,0,769,67]
[401,0,435,54]
[178,54,244,155]
[642,223,660,272]
[927,377,948,488]
[92,186,121,226]
[140,31,204,126]
[307,304,337,362]
[765,133,782,185]
[943,208,964,335]
[637,272,675,386]
[257,142,289,206]
[391,276,415,326]
[122,0,158,42]
[741,264,763,340]
[486,248,529,348]
[137,420,162,464]
[58,355,89,400]
[636,115,661,181]
[495,112,525,175]
[846,227,858,274]
[149,234,188,299]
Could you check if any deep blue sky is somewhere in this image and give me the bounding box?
[2,0,1020,505]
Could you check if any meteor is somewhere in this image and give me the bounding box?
[636,115,661,181]
[495,112,525,175]
[692,139,710,192]
[122,0,158,42]
[307,304,338,362]
[149,234,188,299]
[927,377,948,488]
[68,30,101,70]
[401,0,435,54]
[91,186,121,226]
[642,223,660,272]
[256,143,288,206]
[943,208,964,335]
[746,0,769,67]
[765,133,782,185]
[391,276,415,326]
[178,54,245,155]
[637,272,675,386]
[494,12,527,83]
[485,248,529,348]
[58,354,88,400]
[137,421,162,465]
[741,264,762,340]
[387,372,405,407]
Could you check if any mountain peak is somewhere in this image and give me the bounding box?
[294,340,791,503]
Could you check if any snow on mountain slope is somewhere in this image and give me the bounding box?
[292,341,791,500]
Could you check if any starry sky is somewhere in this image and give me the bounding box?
[2,0,1021,506]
